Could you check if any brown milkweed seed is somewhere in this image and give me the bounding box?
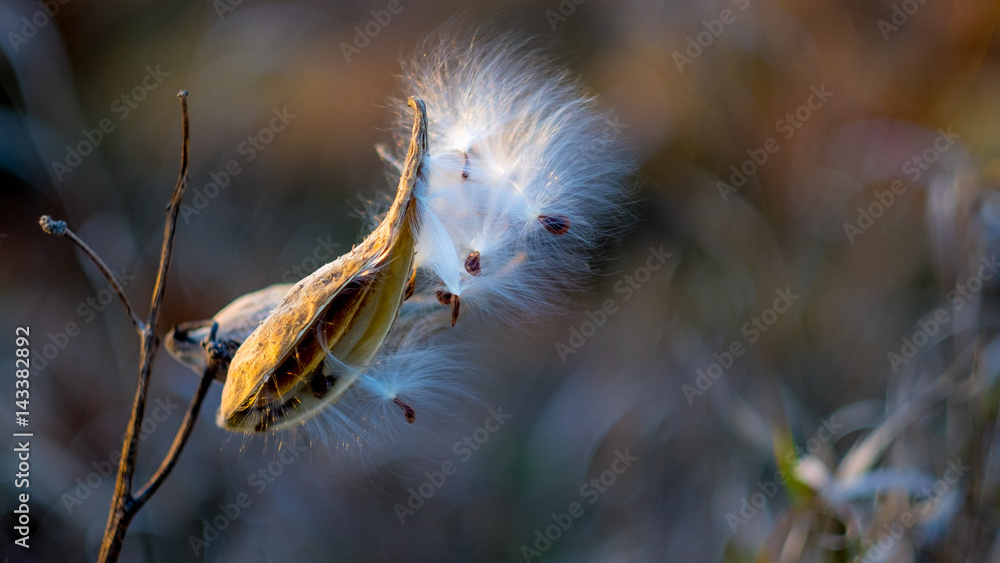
[450,294,460,327]
[465,250,482,276]
[393,397,416,423]
[435,290,461,325]
[436,290,452,305]
[538,213,571,235]
[404,268,416,300]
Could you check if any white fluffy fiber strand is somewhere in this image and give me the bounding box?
[389,31,633,322]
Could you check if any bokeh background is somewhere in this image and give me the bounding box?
[3,0,1000,561]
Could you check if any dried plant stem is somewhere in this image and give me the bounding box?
[40,91,209,563]
[38,217,144,331]
[96,89,192,563]
[134,359,217,505]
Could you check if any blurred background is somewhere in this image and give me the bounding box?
[2,0,1000,561]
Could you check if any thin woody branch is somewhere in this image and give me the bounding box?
[134,359,217,507]
[38,215,144,332]
[146,89,190,331]
[134,323,220,507]
[94,90,192,563]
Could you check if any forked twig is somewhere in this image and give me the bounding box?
[38,216,144,331]
[40,90,212,563]
[134,353,218,506]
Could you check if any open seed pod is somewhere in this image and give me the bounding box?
[164,283,293,382]
[217,97,428,433]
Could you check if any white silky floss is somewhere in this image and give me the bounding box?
[167,30,633,462]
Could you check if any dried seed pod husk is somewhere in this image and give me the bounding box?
[218,97,428,433]
[165,283,293,382]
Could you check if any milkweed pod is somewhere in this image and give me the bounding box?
[218,97,428,433]
[164,283,293,382]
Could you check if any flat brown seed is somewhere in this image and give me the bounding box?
[393,397,416,423]
[436,290,452,305]
[462,152,470,180]
[539,214,571,235]
[464,251,482,276]
[450,294,460,327]
[404,268,416,300]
